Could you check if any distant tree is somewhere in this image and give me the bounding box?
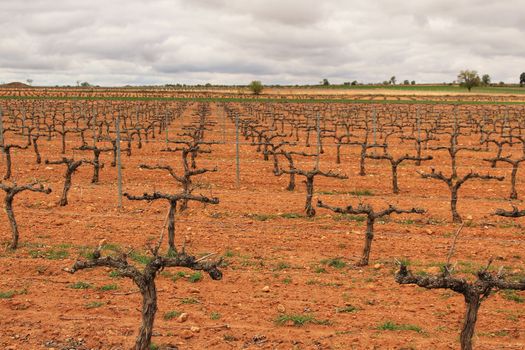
[351,80,358,86]
[390,76,396,85]
[411,80,416,85]
[457,70,480,92]
[403,80,410,85]
[343,82,350,86]
[520,72,525,86]
[481,74,491,86]
[26,79,33,86]
[321,78,330,86]
[80,81,91,87]
[248,80,263,95]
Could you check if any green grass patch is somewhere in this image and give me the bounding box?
[456,261,480,275]
[164,310,182,320]
[99,284,118,291]
[398,258,412,266]
[224,249,235,258]
[210,312,221,320]
[170,271,187,282]
[57,243,72,249]
[188,272,203,283]
[248,214,277,221]
[85,301,105,309]
[336,305,359,313]
[275,313,331,327]
[377,321,423,333]
[502,290,525,303]
[333,214,366,223]
[349,189,374,196]
[109,271,122,278]
[29,247,69,260]
[0,289,26,299]
[317,189,374,196]
[306,279,343,287]
[69,281,92,290]
[314,266,328,274]
[321,257,347,269]
[282,276,292,284]
[180,297,200,304]
[248,212,304,221]
[102,243,121,251]
[279,213,304,219]
[0,291,16,299]
[129,251,152,265]
[273,261,291,271]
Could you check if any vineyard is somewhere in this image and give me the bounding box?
[0,89,525,349]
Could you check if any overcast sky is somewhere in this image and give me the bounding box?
[1,0,524,86]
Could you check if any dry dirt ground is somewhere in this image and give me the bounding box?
[0,101,524,350]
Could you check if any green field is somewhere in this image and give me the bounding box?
[314,84,525,94]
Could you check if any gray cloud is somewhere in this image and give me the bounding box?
[0,0,523,86]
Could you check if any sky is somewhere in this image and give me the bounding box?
[1,0,524,86]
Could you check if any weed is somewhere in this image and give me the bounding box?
[494,330,509,337]
[306,279,343,287]
[249,214,277,221]
[79,250,95,259]
[69,281,92,289]
[29,247,69,260]
[129,251,152,265]
[0,290,16,299]
[336,305,358,313]
[377,321,423,333]
[164,310,182,320]
[314,266,328,274]
[171,271,187,282]
[398,258,411,266]
[86,301,104,309]
[109,271,122,278]
[502,290,524,303]
[223,334,238,341]
[321,258,346,269]
[275,313,331,326]
[333,214,366,222]
[180,297,199,304]
[279,213,303,219]
[349,189,374,196]
[102,243,121,251]
[188,272,203,283]
[274,262,291,271]
[99,284,118,291]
